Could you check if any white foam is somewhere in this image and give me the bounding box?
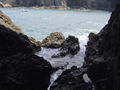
[35,34,88,69]
[35,34,89,90]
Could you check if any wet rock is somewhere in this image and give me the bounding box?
[0,53,53,90]
[84,4,120,90]
[29,37,41,49]
[51,3,120,90]
[50,66,93,90]
[52,35,80,58]
[41,32,65,48]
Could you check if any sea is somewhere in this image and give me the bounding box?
[0,8,111,89]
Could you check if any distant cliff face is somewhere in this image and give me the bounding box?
[0,0,120,11]
[0,0,67,7]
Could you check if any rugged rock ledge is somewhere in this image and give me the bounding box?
[50,4,120,90]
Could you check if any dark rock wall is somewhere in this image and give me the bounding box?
[85,4,120,90]
[50,4,120,90]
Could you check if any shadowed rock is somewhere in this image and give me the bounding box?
[85,4,120,90]
[0,53,53,90]
[50,66,93,90]
[52,35,80,58]
[50,4,120,90]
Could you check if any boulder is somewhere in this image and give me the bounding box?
[52,35,80,58]
[50,66,93,90]
[0,53,53,90]
[41,32,65,48]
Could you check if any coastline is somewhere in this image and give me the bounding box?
[0,4,112,12]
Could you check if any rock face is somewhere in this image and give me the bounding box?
[0,0,120,11]
[0,10,41,56]
[41,32,65,48]
[0,53,53,90]
[50,4,120,90]
[0,10,53,90]
[85,4,120,90]
[52,35,80,58]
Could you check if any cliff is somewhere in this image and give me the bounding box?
[50,3,120,90]
[0,0,120,11]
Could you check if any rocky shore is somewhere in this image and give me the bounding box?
[0,10,53,90]
[0,2,120,90]
[50,3,120,90]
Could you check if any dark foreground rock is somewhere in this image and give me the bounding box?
[52,35,80,58]
[0,53,53,90]
[50,4,120,90]
[0,10,52,90]
[50,66,93,90]
[84,4,120,90]
[0,10,41,58]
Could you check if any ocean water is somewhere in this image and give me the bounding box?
[1,7,110,67]
[1,8,110,40]
[0,8,111,89]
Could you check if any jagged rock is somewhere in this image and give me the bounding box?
[52,35,80,58]
[0,10,21,33]
[29,37,41,48]
[41,32,65,48]
[0,53,53,90]
[50,66,93,90]
[51,3,120,90]
[84,4,120,90]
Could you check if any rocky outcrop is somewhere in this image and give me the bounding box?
[0,10,20,33]
[0,53,53,90]
[50,66,93,90]
[0,10,53,90]
[0,22,41,58]
[50,4,120,90]
[41,32,65,48]
[52,35,80,58]
[84,4,120,90]
[0,10,41,55]
[0,0,120,11]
